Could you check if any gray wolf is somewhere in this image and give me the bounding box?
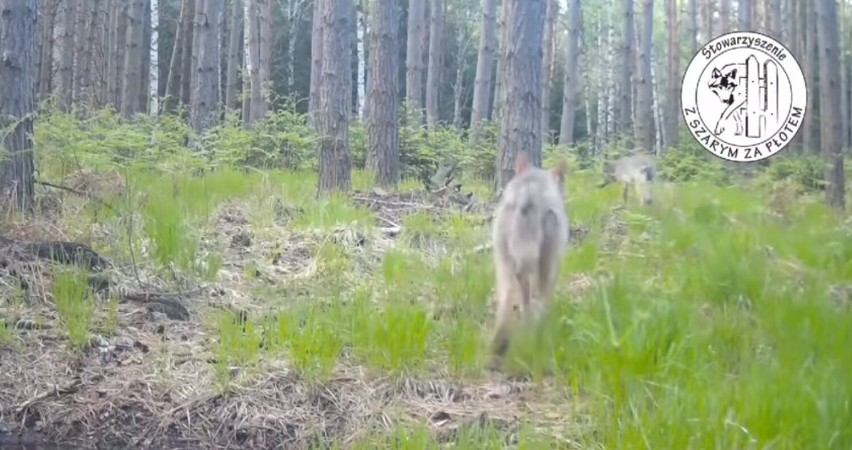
[490,153,569,362]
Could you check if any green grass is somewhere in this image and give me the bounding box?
[28,159,852,448]
[171,168,852,446]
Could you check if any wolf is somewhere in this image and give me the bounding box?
[490,153,569,362]
[707,63,747,136]
[598,154,657,206]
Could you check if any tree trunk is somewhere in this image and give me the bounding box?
[37,0,57,101]
[559,0,581,146]
[406,0,427,119]
[452,25,471,128]
[242,0,253,122]
[803,0,816,154]
[738,0,752,30]
[634,0,654,152]
[256,0,273,121]
[687,0,697,54]
[74,0,93,107]
[149,0,159,114]
[179,0,195,108]
[492,1,508,123]
[350,3,359,115]
[316,0,354,194]
[0,0,37,212]
[665,0,680,149]
[92,0,110,109]
[121,0,146,119]
[139,0,151,113]
[541,0,556,148]
[720,0,730,34]
[603,0,616,145]
[355,1,365,116]
[815,0,844,209]
[225,0,244,110]
[245,0,263,124]
[189,0,223,133]
[425,0,443,128]
[494,0,546,190]
[309,0,323,128]
[164,0,187,112]
[702,0,713,39]
[620,0,635,147]
[367,0,401,187]
[358,0,369,117]
[767,0,781,38]
[468,0,497,144]
[58,0,77,111]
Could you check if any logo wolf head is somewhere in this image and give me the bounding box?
[707,65,740,105]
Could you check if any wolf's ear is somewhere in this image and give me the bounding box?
[551,157,567,184]
[712,68,722,78]
[726,68,737,79]
[515,152,530,175]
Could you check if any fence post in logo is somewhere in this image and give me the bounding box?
[681,31,807,163]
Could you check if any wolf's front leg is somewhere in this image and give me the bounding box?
[733,108,745,136]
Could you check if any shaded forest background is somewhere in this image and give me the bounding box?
[17,0,851,205]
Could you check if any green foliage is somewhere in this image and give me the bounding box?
[659,138,733,185]
[52,267,96,352]
[760,155,826,193]
[28,105,852,448]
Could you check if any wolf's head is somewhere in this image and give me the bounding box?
[598,161,618,188]
[707,66,739,105]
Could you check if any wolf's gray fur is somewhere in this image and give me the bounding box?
[490,154,569,360]
[599,154,657,206]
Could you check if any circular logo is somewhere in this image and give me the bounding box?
[681,31,807,162]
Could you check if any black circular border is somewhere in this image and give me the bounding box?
[680,30,809,163]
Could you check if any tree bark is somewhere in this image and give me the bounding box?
[245,0,263,124]
[189,0,223,133]
[316,0,353,194]
[73,0,93,107]
[0,0,37,212]
[256,0,273,121]
[541,0,556,148]
[225,0,244,110]
[405,0,427,117]
[425,0,443,128]
[664,0,680,149]
[58,0,77,111]
[720,0,730,34]
[494,0,546,190]
[815,0,845,209]
[37,0,57,101]
[634,0,654,152]
[620,0,635,147]
[738,0,752,30]
[803,0,816,154]
[309,0,323,128]
[164,0,187,112]
[559,0,582,146]
[468,0,497,144]
[121,0,146,119]
[178,0,195,108]
[149,0,159,115]
[367,0,401,187]
[687,0,697,54]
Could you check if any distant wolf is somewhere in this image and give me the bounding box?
[707,63,747,136]
[490,153,569,363]
[598,154,657,206]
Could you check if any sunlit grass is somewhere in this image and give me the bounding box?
[29,141,852,448]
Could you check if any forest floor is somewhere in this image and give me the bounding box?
[0,167,850,449]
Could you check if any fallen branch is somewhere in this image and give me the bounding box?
[14,377,83,414]
[35,179,117,212]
